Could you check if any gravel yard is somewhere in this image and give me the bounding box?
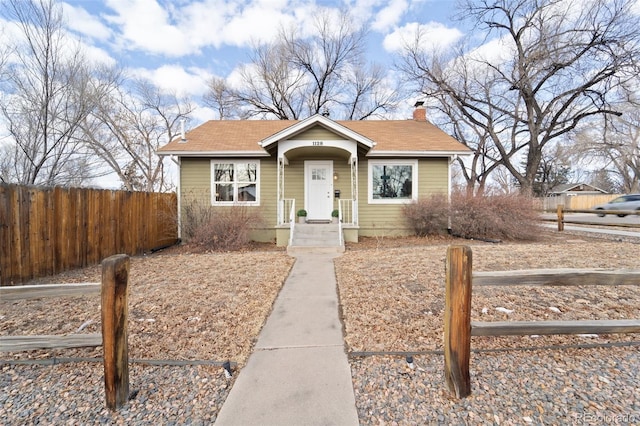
[2,229,639,424]
[337,233,640,424]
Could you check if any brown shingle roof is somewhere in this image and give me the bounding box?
[158,118,470,155]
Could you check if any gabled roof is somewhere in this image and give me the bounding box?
[549,183,608,194]
[158,115,471,157]
[260,114,376,149]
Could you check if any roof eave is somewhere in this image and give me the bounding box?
[259,114,376,149]
[157,150,271,157]
[366,150,473,157]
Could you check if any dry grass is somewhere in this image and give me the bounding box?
[2,230,639,365]
[1,249,294,366]
[337,234,640,352]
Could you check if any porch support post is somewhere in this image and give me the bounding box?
[351,156,358,225]
[277,157,284,224]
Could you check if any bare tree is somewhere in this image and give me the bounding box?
[0,0,115,185]
[212,8,400,120]
[81,79,194,192]
[573,106,640,193]
[339,62,401,120]
[399,0,640,195]
[232,41,307,119]
[202,76,243,120]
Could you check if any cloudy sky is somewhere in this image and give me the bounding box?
[51,0,465,122]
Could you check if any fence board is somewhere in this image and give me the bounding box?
[543,194,620,210]
[473,268,640,287]
[0,184,177,285]
[0,283,100,300]
[471,319,640,336]
[0,334,102,352]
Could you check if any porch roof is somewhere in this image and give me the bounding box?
[158,116,471,157]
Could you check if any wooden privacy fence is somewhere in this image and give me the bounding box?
[0,184,178,285]
[0,255,131,410]
[444,245,640,399]
[542,193,619,211]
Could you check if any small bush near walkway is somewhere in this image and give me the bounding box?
[183,199,264,251]
[404,192,540,241]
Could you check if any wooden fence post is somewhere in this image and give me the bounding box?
[557,204,564,232]
[101,254,130,410]
[444,245,472,398]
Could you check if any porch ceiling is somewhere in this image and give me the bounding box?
[284,146,351,161]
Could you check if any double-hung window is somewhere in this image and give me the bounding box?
[211,160,260,205]
[368,160,418,204]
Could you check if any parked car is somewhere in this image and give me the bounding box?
[594,194,640,217]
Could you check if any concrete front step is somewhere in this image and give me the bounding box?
[287,245,345,255]
[288,223,344,255]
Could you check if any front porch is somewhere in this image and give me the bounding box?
[276,198,359,247]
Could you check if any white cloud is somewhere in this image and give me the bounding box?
[101,0,325,57]
[383,21,463,54]
[371,0,409,32]
[222,1,297,46]
[61,2,112,41]
[131,64,212,97]
[104,0,194,56]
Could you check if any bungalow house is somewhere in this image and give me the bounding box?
[157,102,471,247]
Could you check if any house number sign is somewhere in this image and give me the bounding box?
[312,141,323,146]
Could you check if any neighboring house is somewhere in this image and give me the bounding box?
[548,183,609,196]
[157,102,471,246]
[543,183,615,211]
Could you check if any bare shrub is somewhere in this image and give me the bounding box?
[403,193,450,236]
[451,192,541,241]
[182,198,264,251]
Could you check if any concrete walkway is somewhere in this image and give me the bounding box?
[214,253,359,426]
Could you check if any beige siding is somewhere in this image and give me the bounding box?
[332,160,352,211]
[180,156,451,241]
[357,158,449,237]
[179,157,279,242]
[260,157,278,226]
[180,158,211,204]
[283,159,305,212]
[295,125,344,140]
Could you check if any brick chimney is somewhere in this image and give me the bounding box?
[413,101,426,121]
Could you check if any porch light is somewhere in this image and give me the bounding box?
[333,172,339,181]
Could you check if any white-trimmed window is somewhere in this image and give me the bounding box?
[211,160,260,205]
[368,160,418,204]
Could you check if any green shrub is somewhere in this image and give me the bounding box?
[450,192,540,241]
[403,193,450,236]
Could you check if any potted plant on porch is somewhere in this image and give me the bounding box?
[296,209,307,224]
[331,209,339,224]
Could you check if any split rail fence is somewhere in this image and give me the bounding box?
[0,184,178,285]
[444,245,640,399]
[552,205,640,231]
[0,254,131,410]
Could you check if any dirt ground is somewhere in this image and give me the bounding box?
[2,228,639,364]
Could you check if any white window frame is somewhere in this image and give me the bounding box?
[368,159,418,204]
[210,160,260,206]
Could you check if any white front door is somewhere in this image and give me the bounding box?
[305,161,333,220]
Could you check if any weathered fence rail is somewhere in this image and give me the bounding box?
[444,245,640,399]
[0,255,130,410]
[0,184,177,285]
[550,205,640,231]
